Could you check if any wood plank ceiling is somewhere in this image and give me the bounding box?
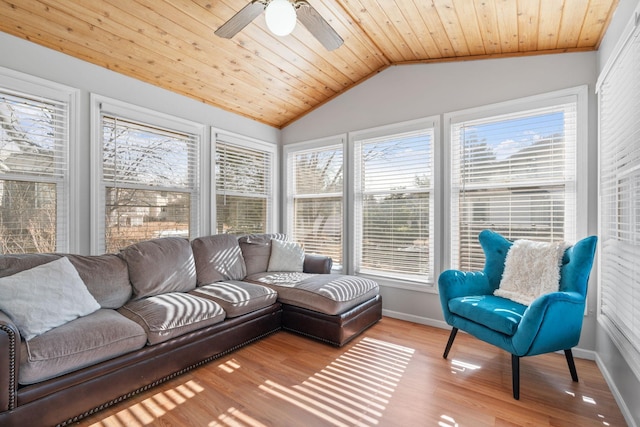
[0,0,619,128]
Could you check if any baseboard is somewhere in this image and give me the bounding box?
[570,347,596,361]
[596,353,638,427]
[382,309,449,330]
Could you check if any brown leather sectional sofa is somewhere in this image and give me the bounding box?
[0,233,382,427]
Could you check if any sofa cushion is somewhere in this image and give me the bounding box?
[118,293,225,345]
[18,309,147,384]
[191,234,247,284]
[0,253,132,309]
[245,272,379,315]
[0,257,101,340]
[120,237,197,300]
[267,239,304,272]
[448,295,527,336]
[66,254,132,308]
[190,281,277,318]
[239,233,286,276]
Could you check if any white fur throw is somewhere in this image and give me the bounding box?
[494,239,569,306]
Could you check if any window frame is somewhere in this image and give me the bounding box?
[349,117,438,288]
[444,85,589,272]
[0,66,79,253]
[212,129,278,235]
[91,94,205,254]
[283,134,346,270]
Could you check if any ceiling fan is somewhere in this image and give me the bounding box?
[215,0,344,51]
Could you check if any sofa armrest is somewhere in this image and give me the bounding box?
[0,312,19,412]
[303,254,333,274]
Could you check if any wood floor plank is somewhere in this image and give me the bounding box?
[74,317,627,427]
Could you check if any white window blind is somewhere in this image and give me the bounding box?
[597,16,640,371]
[451,100,578,271]
[288,143,343,266]
[215,137,272,234]
[354,128,434,282]
[0,88,68,253]
[101,114,199,253]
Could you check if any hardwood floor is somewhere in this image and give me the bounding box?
[75,317,627,427]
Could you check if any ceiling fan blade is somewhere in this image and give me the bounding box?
[215,1,265,39]
[295,1,344,51]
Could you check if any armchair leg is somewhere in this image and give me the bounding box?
[443,327,458,359]
[512,354,520,400]
[565,349,579,382]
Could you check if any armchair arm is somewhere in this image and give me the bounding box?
[303,254,333,274]
[511,291,585,356]
[0,312,19,412]
[438,270,495,300]
[438,270,495,324]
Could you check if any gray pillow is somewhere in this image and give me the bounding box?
[191,234,247,284]
[120,237,197,300]
[0,257,101,340]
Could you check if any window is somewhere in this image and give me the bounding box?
[449,89,583,271]
[214,132,275,235]
[95,98,201,253]
[286,139,344,266]
[353,119,435,283]
[597,11,640,376]
[0,73,74,253]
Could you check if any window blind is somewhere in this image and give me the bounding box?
[101,114,199,252]
[0,88,68,253]
[215,138,272,234]
[354,129,433,282]
[289,143,343,265]
[451,102,577,271]
[598,18,640,366]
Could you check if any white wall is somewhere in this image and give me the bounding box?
[0,32,279,254]
[283,53,597,144]
[283,52,600,350]
[595,1,640,425]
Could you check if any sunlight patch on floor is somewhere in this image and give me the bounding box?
[438,414,459,427]
[565,389,617,426]
[218,358,242,374]
[258,337,415,427]
[210,406,269,427]
[450,358,481,374]
[86,380,204,427]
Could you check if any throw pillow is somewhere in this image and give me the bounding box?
[0,257,101,340]
[494,239,569,306]
[267,239,305,272]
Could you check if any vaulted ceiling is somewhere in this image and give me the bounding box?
[0,0,618,128]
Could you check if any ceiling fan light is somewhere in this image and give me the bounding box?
[265,0,297,37]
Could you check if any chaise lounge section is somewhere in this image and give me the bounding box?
[0,233,382,427]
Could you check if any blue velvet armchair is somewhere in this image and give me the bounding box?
[438,229,598,399]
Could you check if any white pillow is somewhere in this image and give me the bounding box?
[267,239,305,272]
[494,239,569,306]
[0,257,100,340]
